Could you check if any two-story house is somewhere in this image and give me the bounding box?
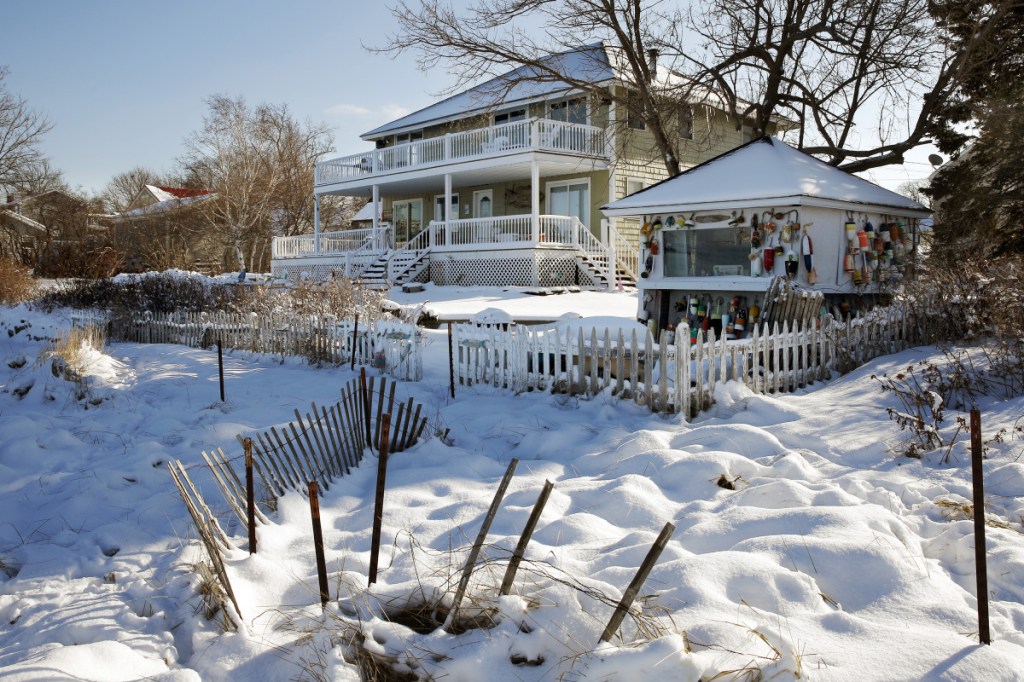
[272,43,778,288]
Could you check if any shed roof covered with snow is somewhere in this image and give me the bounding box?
[602,137,929,217]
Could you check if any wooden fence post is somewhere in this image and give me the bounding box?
[446,458,519,630]
[217,339,225,402]
[448,322,455,399]
[970,408,991,645]
[368,413,391,586]
[599,522,675,644]
[500,479,553,595]
[245,438,256,555]
[351,314,359,371]
[308,480,330,609]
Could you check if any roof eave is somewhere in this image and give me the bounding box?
[602,194,930,218]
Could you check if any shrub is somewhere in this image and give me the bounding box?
[0,257,38,305]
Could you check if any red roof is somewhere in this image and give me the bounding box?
[156,186,212,199]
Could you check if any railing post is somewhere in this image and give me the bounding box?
[531,118,540,150]
[445,133,452,161]
[313,194,321,255]
[608,242,617,291]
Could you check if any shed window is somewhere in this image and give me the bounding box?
[662,227,749,277]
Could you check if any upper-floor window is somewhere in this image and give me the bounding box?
[494,108,526,126]
[395,131,423,145]
[679,105,693,140]
[626,90,646,130]
[550,97,587,125]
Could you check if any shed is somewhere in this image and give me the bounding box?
[601,136,930,337]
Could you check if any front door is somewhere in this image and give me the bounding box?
[473,190,493,218]
[393,199,422,245]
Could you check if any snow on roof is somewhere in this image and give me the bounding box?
[153,185,212,199]
[119,186,215,219]
[352,201,379,222]
[362,43,615,139]
[602,136,930,216]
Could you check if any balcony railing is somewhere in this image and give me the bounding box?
[316,118,607,185]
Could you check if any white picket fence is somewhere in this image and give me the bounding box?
[89,311,423,381]
[452,303,928,417]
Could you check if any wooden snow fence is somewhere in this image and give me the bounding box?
[452,300,929,418]
[759,276,826,329]
[168,372,430,626]
[226,374,429,499]
[107,311,423,381]
[167,460,244,631]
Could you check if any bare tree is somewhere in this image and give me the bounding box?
[378,1,688,173]
[0,67,59,196]
[182,96,334,272]
[378,0,999,174]
[101,166,165,214]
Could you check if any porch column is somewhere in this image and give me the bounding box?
[371,184,380,249]
[444,172,452,246]
[313,194,321,255]
[531,160,540,242]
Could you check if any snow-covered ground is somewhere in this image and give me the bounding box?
[1,283,1023,681]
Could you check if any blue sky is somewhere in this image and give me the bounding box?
[5,0,933,196]
[4,1,453,195]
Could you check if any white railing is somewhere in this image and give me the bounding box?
[604,221,640,283]
[387,228,432,281]
[272,226,391,260]
[438,215,534,246]
[316,118,607,185]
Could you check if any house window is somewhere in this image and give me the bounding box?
[494,108,526,126]
[679,105,693,140]
[626,90,646,130]
[625,178,646,197]
[550,97,587,125]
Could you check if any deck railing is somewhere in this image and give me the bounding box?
[315,118,607,185]
[272,226,391,260]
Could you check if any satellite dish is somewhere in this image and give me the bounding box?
[928,153,944,167]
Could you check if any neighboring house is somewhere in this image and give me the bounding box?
[1,190,104,269]
[273,43,786,287]
[0,200,46,263]
[112,185,219,272]
[601,137,931,337]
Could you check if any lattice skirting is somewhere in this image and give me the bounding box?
[428,252,598,287]
[272,260,345,282]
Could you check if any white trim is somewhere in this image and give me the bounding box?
[601,195,931,218]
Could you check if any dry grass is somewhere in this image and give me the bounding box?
[47,323,108,403]
[935,498,1020,532]
[0,257,37,305]
[192,561,237,632]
